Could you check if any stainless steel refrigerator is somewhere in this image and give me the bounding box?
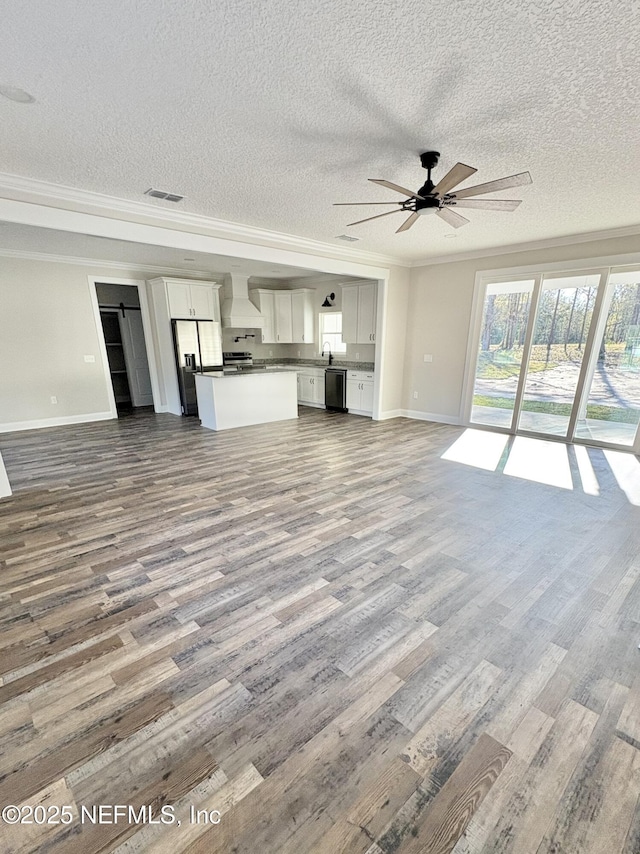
[172,320,223,415]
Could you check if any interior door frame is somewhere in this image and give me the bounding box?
[88,276,162,418]
[463,259,640,455]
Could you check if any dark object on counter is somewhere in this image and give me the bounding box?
[325,368,347,412]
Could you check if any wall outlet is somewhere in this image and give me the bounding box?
[423,354,433,363]
[356,352,359,360]
[269,350,273,356]
[297,350,301,357]
[413,391,418,400]
[50,396,58,405]
[84,354,95,363]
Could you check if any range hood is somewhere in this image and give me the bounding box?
[220,273,265,329]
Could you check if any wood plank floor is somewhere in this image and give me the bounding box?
[0,408,639,854]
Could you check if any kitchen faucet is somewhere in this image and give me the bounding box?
[322,342,334,365]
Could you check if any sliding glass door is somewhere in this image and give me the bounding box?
[470,279,535,429]
[518,274,599,437]
[574,270,640,447]
[467,267,640,451]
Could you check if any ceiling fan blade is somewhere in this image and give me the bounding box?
[436,207,469,229]
[449,171,532,199]
[451,199,522,211]
[369,179,425,200]
[333,201,402,206]
[346,209,403,227]
[396,212,420,233]
[432,162,477,197]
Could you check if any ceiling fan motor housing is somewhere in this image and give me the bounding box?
[419,151,440,170]
[417,150,441,200]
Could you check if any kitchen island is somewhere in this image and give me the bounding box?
[194,368,298,431]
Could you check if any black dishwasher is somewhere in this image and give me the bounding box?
[325,368,347,412]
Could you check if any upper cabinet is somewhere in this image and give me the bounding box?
[250,287,315,344]
[291,289,314,344]
[341,283,377,344]
[274,292,293,343]
[250,289,276,343]
[166,281,220,320]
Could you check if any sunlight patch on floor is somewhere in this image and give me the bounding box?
[503,436,574,489]
[440,429,509,471]
[442,429,640,503]
[603,450,640,506]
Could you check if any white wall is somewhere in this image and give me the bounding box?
[404,233,640,422]
[0,257,165,431]
[0,257,112,429]
[378,265,410,417]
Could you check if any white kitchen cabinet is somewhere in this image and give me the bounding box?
[346,370,374,415]
[250,289,276,343]
[341,285,359,344]
[250,288,314,345]
[274,292,293,343]
[297,368,325,407]
[341,283,377,344]
[167,281,219,320]
[357,283,376,344]
[291,289,315,344]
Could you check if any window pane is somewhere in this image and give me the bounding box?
[574,271,640,446]
[471,280,534,428]
[518,274,599,437]
[320,313,346,352]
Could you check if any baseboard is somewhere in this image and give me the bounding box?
[0,452,11,497]
[400,409,461,425]
[377,409,403,420]
[0,411,115,434]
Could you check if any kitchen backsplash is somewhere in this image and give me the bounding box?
[221,328,375,366]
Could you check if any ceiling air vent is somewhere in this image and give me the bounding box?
[335,234,360,242]
[144,188,184,202]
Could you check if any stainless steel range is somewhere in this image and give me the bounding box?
[223,351,253,367]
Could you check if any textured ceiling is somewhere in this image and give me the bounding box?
[1,0,639,263]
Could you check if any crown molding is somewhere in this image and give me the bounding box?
[409,224,640,267]
[0,247,216,278]
[0,172,407,269]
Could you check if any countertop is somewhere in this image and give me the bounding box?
[199,367,298,378]
[256,359,375,371]
[198,363,375,379]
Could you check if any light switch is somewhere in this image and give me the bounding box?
[84,355,95,363]
[423,354,433,363]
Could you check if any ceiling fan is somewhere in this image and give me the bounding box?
[334,151,532,233]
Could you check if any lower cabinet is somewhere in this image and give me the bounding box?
[346,371,374,415]
[297,369,325,407]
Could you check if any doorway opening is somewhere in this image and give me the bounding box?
[96,283,154,415]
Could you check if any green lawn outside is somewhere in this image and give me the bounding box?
[473,395,640,424]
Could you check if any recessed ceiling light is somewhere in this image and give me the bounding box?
[183,257,195,262]
[335,234,360,242]
[0,84,35,104]
[444,234,458,239]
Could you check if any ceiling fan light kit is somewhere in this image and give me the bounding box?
[335,150,532,235]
